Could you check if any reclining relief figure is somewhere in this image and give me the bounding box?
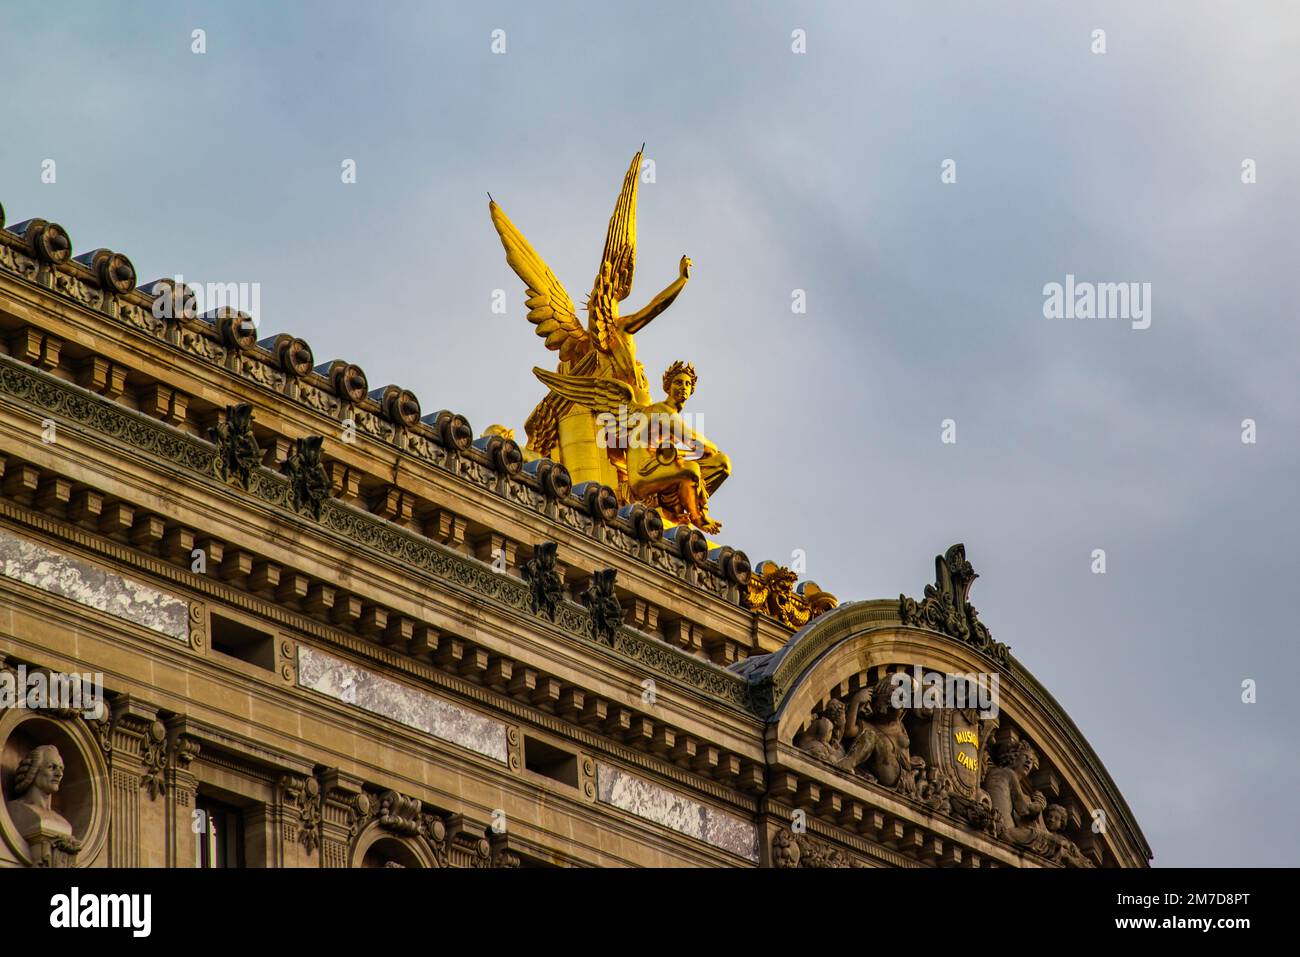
[832,674,926,796]
[793,699,847,763]
[982,739,1052,849]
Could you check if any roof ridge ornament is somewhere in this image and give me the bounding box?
[899,543,1011,669]
[745,560,837,630]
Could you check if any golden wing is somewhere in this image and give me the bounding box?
[523,350,599,457]
[532,366,635,418]
[489,199,590,363]
[588,148,642,351]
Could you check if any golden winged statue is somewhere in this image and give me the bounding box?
[489,148,729,532]
[532,360,729,533]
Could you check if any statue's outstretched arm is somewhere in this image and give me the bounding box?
[620,256,691,334]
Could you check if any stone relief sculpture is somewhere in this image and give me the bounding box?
[1043,803,1095,868]
[283,436,331,520]
[521,542,564,621]
[583,567,624,643]
[771,825,857,869]
[975,741,1095,866]
[5,744,82,866]
[793,699,846,762]
[916,766,952,816]
[210,402,261,489]
[793,672,1099,866]
[981,739,1049,847]
[832,675,925,797]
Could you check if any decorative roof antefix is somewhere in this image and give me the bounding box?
[744,560,837,629]
[899,543,1011,669]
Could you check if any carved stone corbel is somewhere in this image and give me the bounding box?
[277,774,323,859]
[139,720,168,802]
[421,813,451,868]
[101,697,161,866]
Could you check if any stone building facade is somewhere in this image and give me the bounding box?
[0,205,1150,868]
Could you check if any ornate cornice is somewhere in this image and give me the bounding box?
[0,236,757,616]
[731,601,900,716]
[0,501,764,817]
[0,353,751,712]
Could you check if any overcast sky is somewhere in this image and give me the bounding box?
[3,1,1297,866]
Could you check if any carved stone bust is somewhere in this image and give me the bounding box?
[6,744,79,854]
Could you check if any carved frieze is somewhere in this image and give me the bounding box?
[116,301,167,338]
[180,329,227,364]
[53,271,104,310]
[771,826,858,868]
[0,355,754,709]
[240,355,286,390]
[300,382,342,417]
[791,666,1100,866]
[0,242,40,281]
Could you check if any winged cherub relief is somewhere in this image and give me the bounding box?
[489,149,728,532]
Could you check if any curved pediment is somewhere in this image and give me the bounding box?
[732,548,1151,868]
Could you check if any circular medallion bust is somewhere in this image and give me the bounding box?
[0,711,109,868]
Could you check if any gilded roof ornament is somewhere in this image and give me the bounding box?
[489,149,729,534]
[744,560,838,629]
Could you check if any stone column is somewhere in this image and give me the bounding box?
[104,696,162,868]
[319,768,363,869]
[164,718,201,867]
[272,774,318,868]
